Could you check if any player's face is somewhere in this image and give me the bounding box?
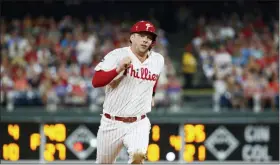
[131,32,154,54]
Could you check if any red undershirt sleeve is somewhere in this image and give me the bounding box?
[92,69,119,88]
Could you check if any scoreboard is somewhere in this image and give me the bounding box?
[1,122,279,162]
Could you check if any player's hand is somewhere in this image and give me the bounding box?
[116,56,132,73]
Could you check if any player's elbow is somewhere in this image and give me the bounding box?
[92,70,118,88]
[92,77,103,88]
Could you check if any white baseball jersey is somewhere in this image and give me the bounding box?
[95,46,165,117]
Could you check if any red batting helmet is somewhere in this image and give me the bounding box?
[130,20,157,42]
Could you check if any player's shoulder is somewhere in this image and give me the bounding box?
[150,51,164,63]
[109,47,129,54]
[105,47,130,58]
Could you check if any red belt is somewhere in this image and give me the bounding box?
[104,113,146,123]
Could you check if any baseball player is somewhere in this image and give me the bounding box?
[92,20,165,164]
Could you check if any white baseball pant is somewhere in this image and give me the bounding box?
[96,115,151,164]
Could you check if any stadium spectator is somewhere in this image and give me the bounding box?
[0,16,181,111]
[75,29,97,65]
[192,12,279,112]
[182,44,197,89]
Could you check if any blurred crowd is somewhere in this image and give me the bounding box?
[0,16,182,112]
[191,13,279,112]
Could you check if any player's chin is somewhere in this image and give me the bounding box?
[139,47,149,53]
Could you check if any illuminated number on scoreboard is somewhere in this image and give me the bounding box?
[44,124,66,142]
[44,143,56,161]
[147,125,161,162]
[184,144,195,162]
[169,135,181,151]
[30,133,40,150]
[8,124,20,140]
[56,143,66,160]
[184,124,205,143]
[152,125,160,141]
[183,144,206,162]
[198,145,206,161]
[147,144,159,162]
[44,143,66,161]
[43,124,66,161]
[2,143,20,161]
[184,124,206,162]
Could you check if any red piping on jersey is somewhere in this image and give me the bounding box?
[92,69,119,88]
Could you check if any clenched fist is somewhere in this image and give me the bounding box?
[116,56,132,73]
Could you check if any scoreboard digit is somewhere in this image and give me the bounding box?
[43,123,99,161]
[1,123,40,160]
[43,123,67,161]
[147,124,179,162]
[1,122,278,162]
[183,124,207,162]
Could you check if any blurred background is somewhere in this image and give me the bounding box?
[1,0,279,164]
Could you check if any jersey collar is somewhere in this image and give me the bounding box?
[128,46,152,65]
